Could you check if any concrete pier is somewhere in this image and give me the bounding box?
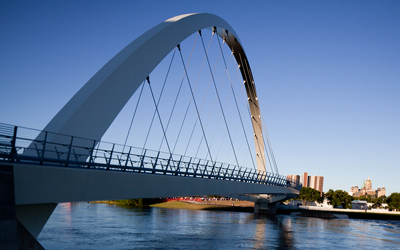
[254,202,279,215]
[0,164,45,249]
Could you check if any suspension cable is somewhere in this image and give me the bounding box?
[159,35,198,151]
[194,33,225,159]
[210,50,237,161]
[183,31,215,158]
[207,36,234,152]
[146,76,171,154]
[141,49,176,153]
[199,30,239,168]
[177,42,214,163]
[260,109,279,174]
[171,66,206,155]
[123,80,146,152]
[225,123,243,162]
[170,33,208,154]
[155,47,178,151]
[215,61,240,160]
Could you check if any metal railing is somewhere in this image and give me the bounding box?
[0,123,301,190]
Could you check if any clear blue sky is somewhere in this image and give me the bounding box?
[1,1,399,195]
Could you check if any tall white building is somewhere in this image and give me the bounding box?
[287,172,324,196]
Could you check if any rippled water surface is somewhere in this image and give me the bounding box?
[38,203,400,249]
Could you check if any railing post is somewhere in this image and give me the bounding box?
[201,160,209,177]
[138,149,146,172]
[258,171,263,183]
[251,171,256,183]
[237,167,242,181]
[10,126,18,163]
[240,169,247,182]
[40,131,48,165]
[209,162,216,179]
[223,164,230,180]
[65,136,74,167]
[244,169,248,180]
[230,166,236,180]
[152,151,160,174]
[193,159,201,177]
[88,140,97,168]
[166,154,172,173]
[216,163,223,179]
[124,146,132,167]
[106,143,115,169]
[261,172,266,183]
[175,155,182,176]
[184,157,192,176]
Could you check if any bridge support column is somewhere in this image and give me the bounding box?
[254,202,279,215]
[0,164,46,249]
[16,203,58,238]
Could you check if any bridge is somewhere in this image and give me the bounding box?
[1,13,300,248]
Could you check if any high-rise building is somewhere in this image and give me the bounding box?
[303,172,308,188]
[315,176,324,195]
[287,172,324,196]
[287,174,300,184]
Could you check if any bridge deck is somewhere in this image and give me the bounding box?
[1,123,301,205]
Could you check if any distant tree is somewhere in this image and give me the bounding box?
[325,189,353,209]
[298,187,323,206]
[372,196,386,208]
[358,195,373,203]
[386,193,400,211]
[114,198,162,207]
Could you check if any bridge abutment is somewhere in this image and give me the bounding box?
[16,203,57,238]
[0,164,45,249]
[254,202,279,215]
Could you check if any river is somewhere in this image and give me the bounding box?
[37,202,400,249]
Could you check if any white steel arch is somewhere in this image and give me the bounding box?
[36,13,266,172]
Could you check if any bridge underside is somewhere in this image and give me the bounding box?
[13,163,298,204]
[10,163,299,238]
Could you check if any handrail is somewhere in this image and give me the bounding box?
[0,122,302,190]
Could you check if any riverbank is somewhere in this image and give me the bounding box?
[91,198,163,207]
[150,201,400,220]
[150,200,254,213]
[93,200,400,220]
[92,200,255,212]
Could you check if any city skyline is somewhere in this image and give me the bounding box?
[287,172,324,195]
[1,1,399,195]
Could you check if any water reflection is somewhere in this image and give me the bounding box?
[38,203,400,249]
[251,215,295,249]
[276,216,295,249]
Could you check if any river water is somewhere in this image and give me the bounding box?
[37,202,400,249]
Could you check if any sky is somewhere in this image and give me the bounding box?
[1,1,399,195]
